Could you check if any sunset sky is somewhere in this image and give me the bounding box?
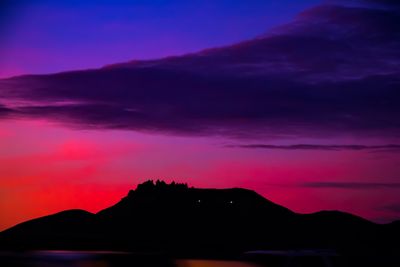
[1,0,400,231]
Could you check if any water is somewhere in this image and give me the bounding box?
[0,251,261,267]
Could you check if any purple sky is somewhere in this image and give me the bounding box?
[0,0,320,77]
[0,0,400,231]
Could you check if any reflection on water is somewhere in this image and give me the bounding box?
[4,250,400,267]
[176,259,261,267]
[0,251,261,267]
[0,251,174,267]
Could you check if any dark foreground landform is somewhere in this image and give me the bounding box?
[0,181,399,265]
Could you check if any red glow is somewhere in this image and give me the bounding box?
[0,120,400,231]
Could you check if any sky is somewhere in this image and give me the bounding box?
[0,0,320,78]
[1,0,400,231]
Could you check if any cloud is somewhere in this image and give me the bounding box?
[0,1,399,139]
[225,144,400,151]
[380,204,400,213]
[361,0,400,7]
[300,181,400,189]
[0,104,13,117]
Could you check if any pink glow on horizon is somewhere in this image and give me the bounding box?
[0,119,400,231]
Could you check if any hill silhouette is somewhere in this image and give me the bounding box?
[0,180,399,258]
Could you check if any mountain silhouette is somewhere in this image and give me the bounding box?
[0,180,399,258]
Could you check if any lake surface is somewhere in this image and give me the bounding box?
[0,251,262,267]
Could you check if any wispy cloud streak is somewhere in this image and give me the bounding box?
[226,144,400,151]
[301,181,400,189]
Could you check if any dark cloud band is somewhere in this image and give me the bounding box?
[225,144,400,151]
[301,182,400,189]
[0,0,399,139]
